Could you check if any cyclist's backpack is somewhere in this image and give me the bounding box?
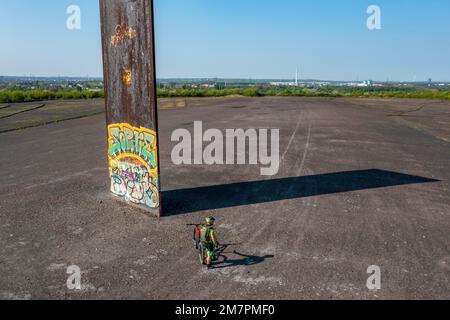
[200,226,212,242]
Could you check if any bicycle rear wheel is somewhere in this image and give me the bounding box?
[198,243,206,265]
[193,228,200,249]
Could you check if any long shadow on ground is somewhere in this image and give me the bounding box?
[162,169,439,216]
[212,248,274,270]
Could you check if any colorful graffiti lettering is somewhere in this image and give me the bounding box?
[108,123,159,209]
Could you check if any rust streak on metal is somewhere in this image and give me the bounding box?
[110,23,137,47]
[122,69,132,86]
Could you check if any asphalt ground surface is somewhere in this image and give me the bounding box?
[0,97,449,299]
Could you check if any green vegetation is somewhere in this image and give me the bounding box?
[1,86,449,103]
[157,86,450,100]
[0,90,104,103]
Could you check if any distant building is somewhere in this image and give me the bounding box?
[355,80,374,87]
[270,81,298,86]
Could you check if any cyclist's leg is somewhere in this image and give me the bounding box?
[205,243,214,267]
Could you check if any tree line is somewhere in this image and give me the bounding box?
[1,87,449,103]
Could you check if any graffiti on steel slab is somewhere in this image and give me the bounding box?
[108,123,159,209]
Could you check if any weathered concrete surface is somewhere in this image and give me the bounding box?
[0,97,265,133]
[0,97,448,300]
[0,100,104,133]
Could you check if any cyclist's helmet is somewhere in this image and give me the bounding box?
[205,216,216,226]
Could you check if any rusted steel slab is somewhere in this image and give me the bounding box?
[99,0,161,216]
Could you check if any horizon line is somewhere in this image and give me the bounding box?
[1,75,448,83]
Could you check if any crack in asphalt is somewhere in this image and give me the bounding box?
[280,112,303,163]
[0,104,46,120]
[295,122,312,177]
[387,105,425,117]
[0,111,105,134]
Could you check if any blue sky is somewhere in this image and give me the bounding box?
[1,0,450,81]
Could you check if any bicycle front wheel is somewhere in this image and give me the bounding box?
[198,244,206,265]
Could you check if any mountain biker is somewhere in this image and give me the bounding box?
[200,216,219,268]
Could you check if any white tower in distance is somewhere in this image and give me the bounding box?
[295,68,299,86]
